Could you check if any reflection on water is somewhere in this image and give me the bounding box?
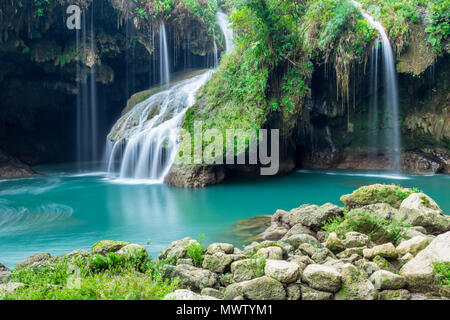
[0,164,449,267]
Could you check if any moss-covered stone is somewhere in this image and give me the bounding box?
[91,240,130,256]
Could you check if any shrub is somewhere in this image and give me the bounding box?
[433,262,450,286]
[185,234,206,267]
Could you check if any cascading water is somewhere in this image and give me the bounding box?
[106,13,234,182]
[76,7,100,166]
[159,23,170,87]
[368,39,379,160]
[216,11,234,54]
[352,1,401,171]
[213,40,219,66]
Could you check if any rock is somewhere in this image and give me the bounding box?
[360,203,401,220]
[397,193,450,234]
[202,252,234,274]
[231,259,265,283]
[282,223,315,239]
[92,240,130,256]
[335,264,378,300]
[157,237,199,262]
[223,276,286,300]
[354,260,380,276]
[262,223,289,240]
[256,246,283,260]
[284,203,343,231]
[0,263,10,283]
[164,289,219,300]
[206,243,234,255]
[439,285,450,298]
[177,258,194,265]
[201,288,224,299]
[399,253,414,266]
[337,247,366,259]
[370,270,406,290]
[286,283,301,300]
[285,233,322,249]
[170,264,218,290]
[57,249,90,261]
[16,252,52,270]
[378,289,411,300]
[0,282,25,294]
[303,264,342,293]
[264,260,300,283]
[373,255,398,273]
[400,231,450,294]
[165,164,225,188]
[276,239,295,254]
[116,244,148,262]
[301,285,333,300]
[311,248,336,264]
[403,227,428,240]
[344,232,370,248]
[296,243,322,257]
[325,232,346,253]
[340,184,414,209]
[396,236,430,256]
[363,243,398,260]
[0,263,7,271]
[0,149,36,178]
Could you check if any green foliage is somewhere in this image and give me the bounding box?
[433,262,450,286]
[185,234,206,267]
[425,0,449,54]
[322,209,411,245]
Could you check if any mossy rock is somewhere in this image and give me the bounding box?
[92,240,130,256]
[340,184,415,209]
[116,244,148,262]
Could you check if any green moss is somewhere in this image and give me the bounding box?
[433,262,450,286]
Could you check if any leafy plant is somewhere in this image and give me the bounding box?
[433,262,450,286]
[185,234,206,267]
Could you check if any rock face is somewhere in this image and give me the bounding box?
[303,264,342,293]
[224,276,286,300]
[0,149,36,178]
[400,231,450,294]
[397,193,450,234]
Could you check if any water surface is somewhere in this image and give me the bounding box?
[0,164,448,268]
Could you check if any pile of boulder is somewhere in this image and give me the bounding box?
[163,184,450,300]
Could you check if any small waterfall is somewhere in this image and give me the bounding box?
[107,13,234,182]
[159,23,170,87]
[76,7,100,166]
[352,1,401,171]
[216,11,234,54]
[213,40,219,66]
[368,39,379,160]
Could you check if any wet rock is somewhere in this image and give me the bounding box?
[0,149,36,178]
[165,164,225,188]
[303,264,342,293]
[223,276,286,300]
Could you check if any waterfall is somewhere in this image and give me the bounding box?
[159,23,170,87]
[368,39,379,160]
[213,40,219,66]
[352,1,401,171]
[76,7,100,166]
[106,13,234,182]
[216,11,234,54]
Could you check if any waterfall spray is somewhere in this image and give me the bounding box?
[159,23,170,87]
[368,39,379,160]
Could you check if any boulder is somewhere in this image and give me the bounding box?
[201,288,224,299]
[370,270,406,290]
[363,243,398,260]
[378,289,411,300]
[337,247,366,259]
[400,231,450,294]
[286,283,301,300]
[92,240,130,256]
[360,203,400,220]
[285,233,322,249]
[157,237,199,262]
[231,259,260,283]
[303,264,342,293]
[354,260,380,276]
[340,184,414,209]
[164,289,219,300]
[206,243,234,255]
[256,246,283,260]
[223,276,286,300]
[57,249,90,261]
[116,244,148,262]
[344,232,370,248]
[202,252,234,274]
[397,193,450,234]
[396,236,430,256]
[16,253,52,270]
[325,232,346,253]
[262,223,289,240]
[0,263,10,283]
[284,203,343,231]
[170,264,218,290]
[282,223,315,239]
[334,264,378,300]
[300,285,333,300]
[264,260,300,283]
